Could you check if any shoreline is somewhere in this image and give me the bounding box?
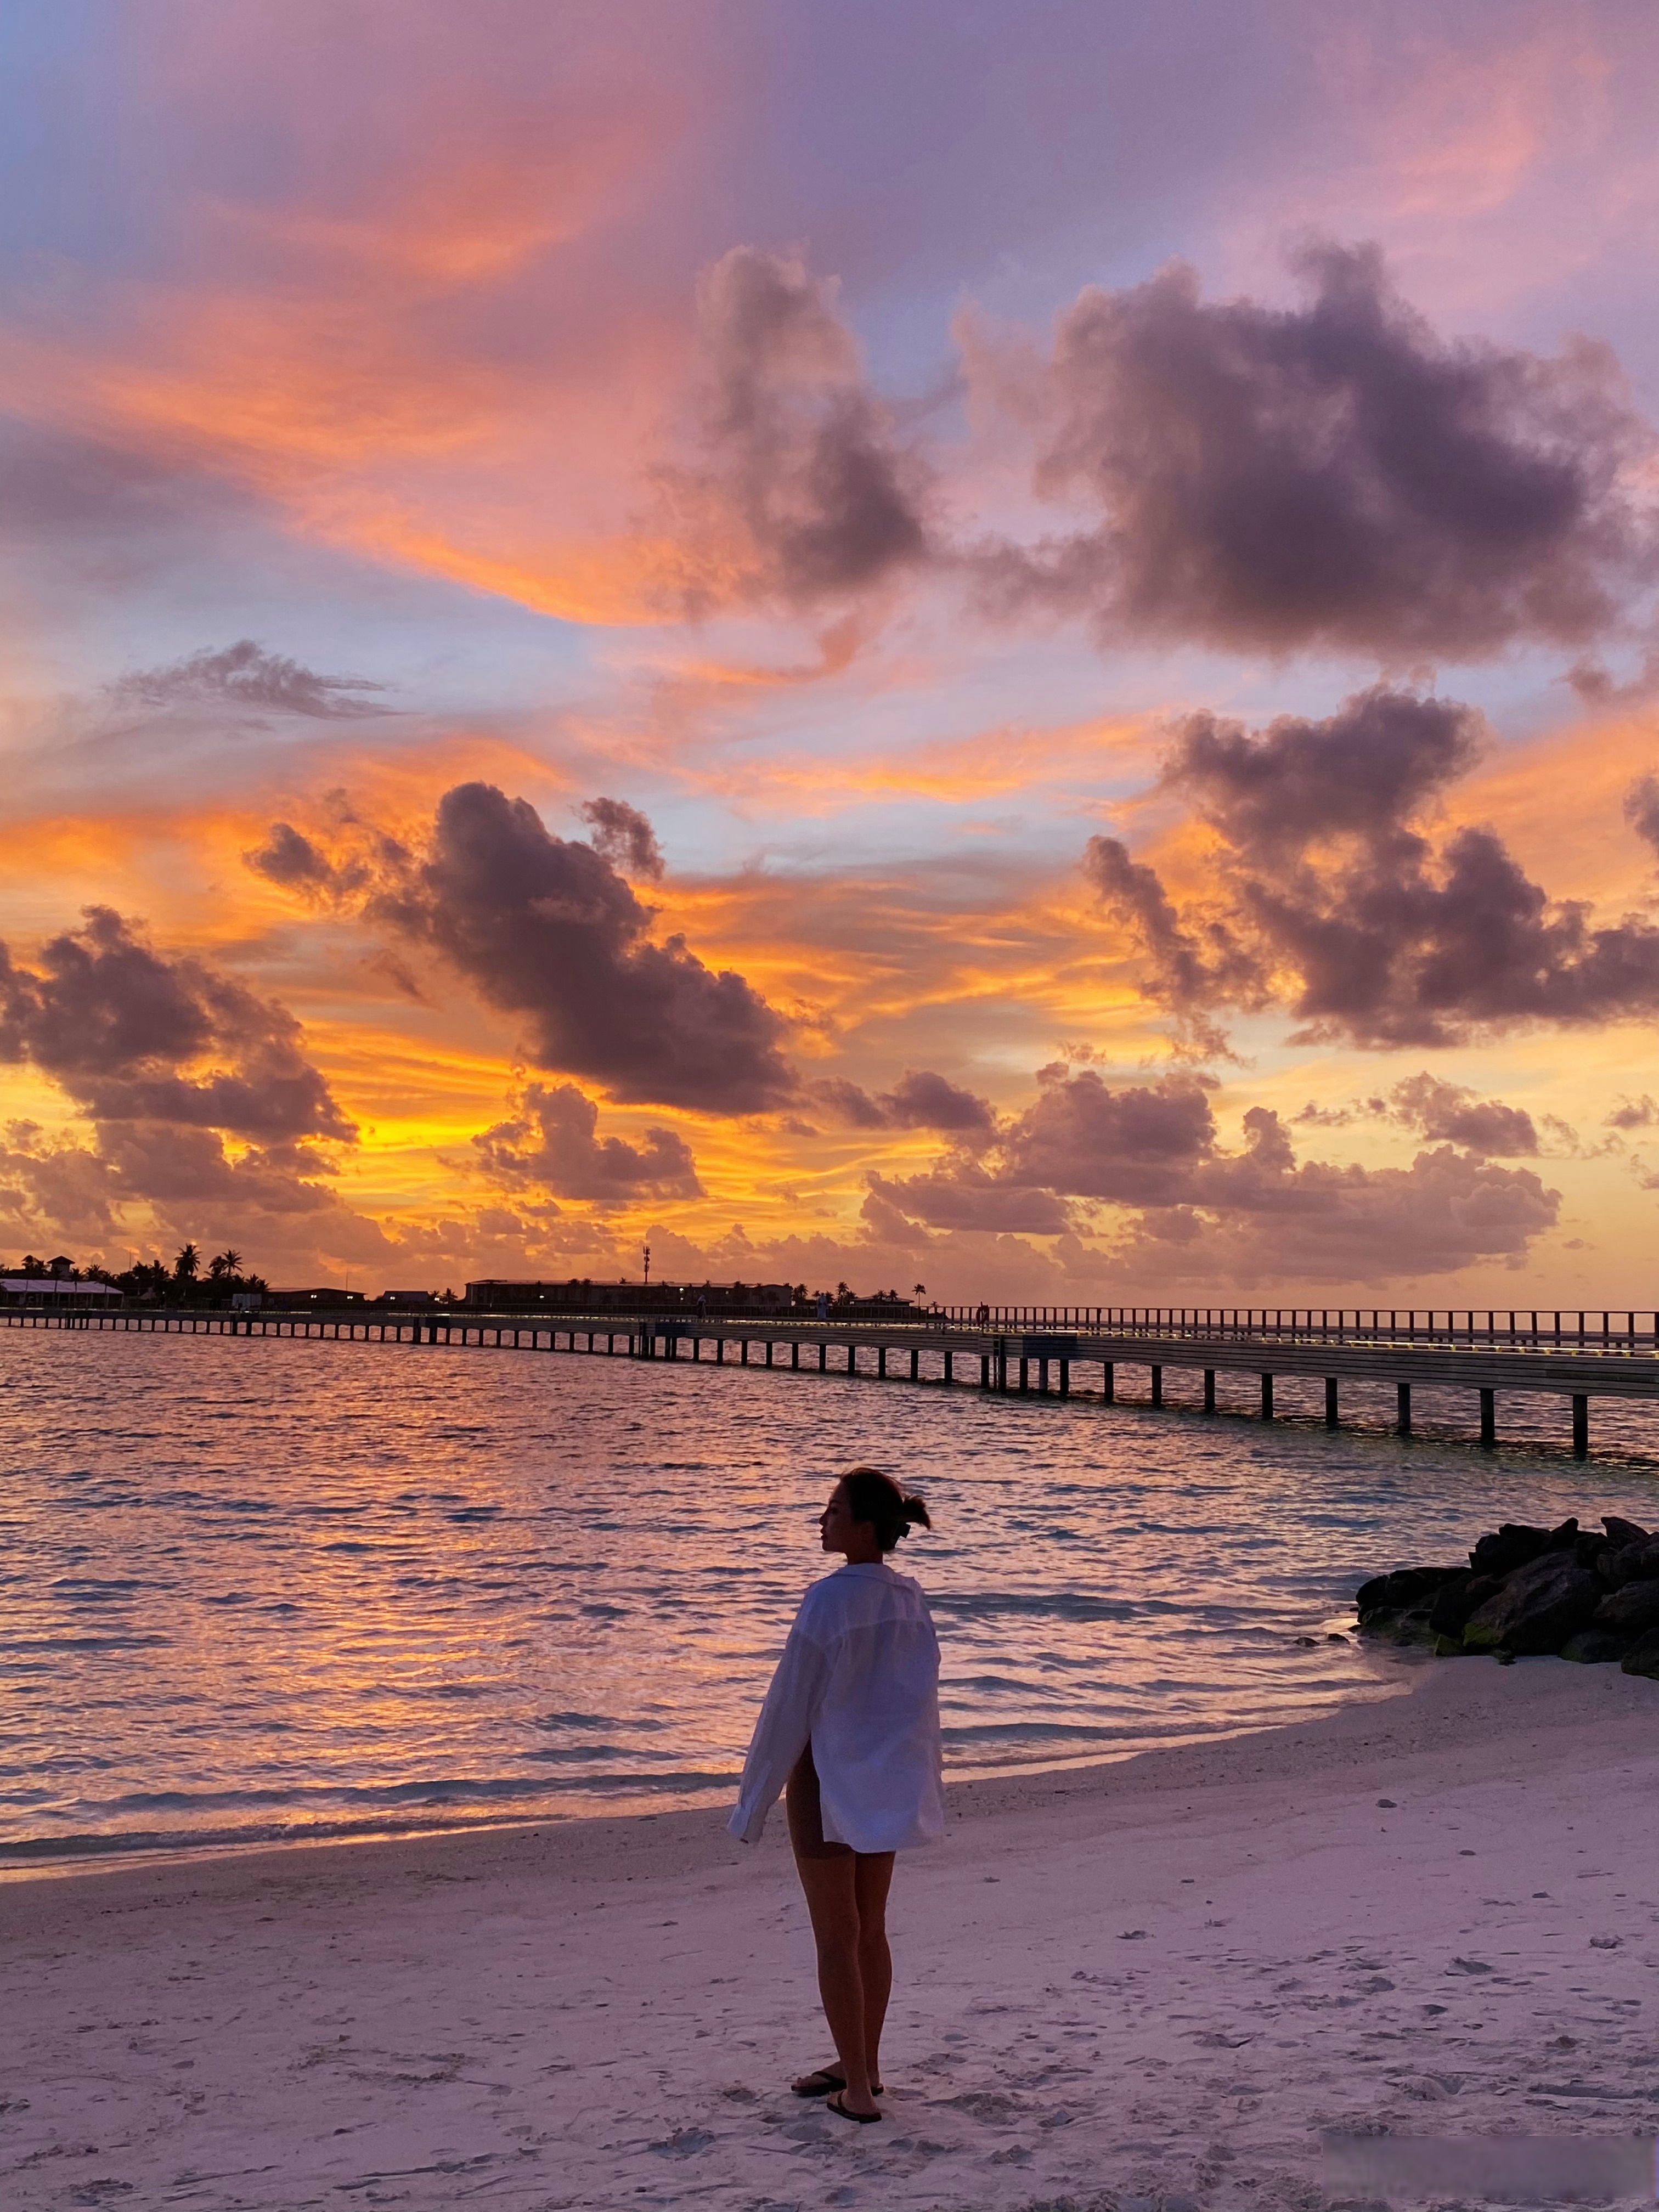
[3,1656,1652,2210]
[0,1658,1415,1899]
[0,1666,1409,1887]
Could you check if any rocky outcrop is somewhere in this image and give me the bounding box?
[1356,1513,1658,1669]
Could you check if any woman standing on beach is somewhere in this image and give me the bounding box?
[730,1466,943,2126]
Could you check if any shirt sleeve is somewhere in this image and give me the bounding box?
[727,1610,832,1844]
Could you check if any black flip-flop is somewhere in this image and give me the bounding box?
[825,2092,881,2125]
[792,2069,884,2098]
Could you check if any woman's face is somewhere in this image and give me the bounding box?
[819,1480,879,1558]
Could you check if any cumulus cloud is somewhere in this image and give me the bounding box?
[810,1068,997,1137]
[1087,686,1659,1048]
[580,797,664,882]
[366,783,795,1113]
[473,1081,702,1201]
[0,907,354,1139]
[109,639,393,719]
[971,241,1652,659]
[659,246,929,614]
[872,1068,1558,1282]
[1384,1072,1537,1154]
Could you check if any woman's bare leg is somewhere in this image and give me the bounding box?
[786,1748,881,2114]
[854,1851,895,2089]
[793,1850,878,2112]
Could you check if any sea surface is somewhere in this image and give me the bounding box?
[4,1328,1657,1863]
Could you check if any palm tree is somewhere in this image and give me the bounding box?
[174,1242,200,1283]
[912,1283,927,1300]
[208,1248,242,1282]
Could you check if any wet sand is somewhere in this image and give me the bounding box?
[1,1656,1653,2209]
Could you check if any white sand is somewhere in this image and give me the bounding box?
[2,1656,1654,2210]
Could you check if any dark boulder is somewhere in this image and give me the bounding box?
[1468,1523,1551,1577]
[1621,1627,1659,1680]
[1560,1629,1628,1664]
[1356,1565,1464,1620]
[1462,1554,1601,1656]
[1602,1514,1652,1547]
[1574,1531,1610,1570]
[1595,1580,1659,1638]
[1427,1572,1502,1638]
[1545,1516,1580,1551]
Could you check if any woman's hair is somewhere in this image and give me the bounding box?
[840,1465,932,1553]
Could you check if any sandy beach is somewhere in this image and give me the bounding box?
[2,1655,1652,2211]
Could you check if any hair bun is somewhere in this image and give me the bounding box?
[900,1493,932,1531]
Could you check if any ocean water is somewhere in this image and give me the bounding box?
[4,1328,1657,1863]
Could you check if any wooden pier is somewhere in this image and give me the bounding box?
[7,1301,1659,1457]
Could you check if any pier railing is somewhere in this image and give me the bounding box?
[926,1305,1659,1351]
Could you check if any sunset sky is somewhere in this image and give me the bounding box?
[3,0,1658,1302]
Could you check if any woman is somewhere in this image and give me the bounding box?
[729,1466,943,2124]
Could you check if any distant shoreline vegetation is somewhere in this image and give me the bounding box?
[4,1242,267,1308]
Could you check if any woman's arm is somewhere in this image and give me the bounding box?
[727,1616,831,1843]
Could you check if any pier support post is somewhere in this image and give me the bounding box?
[1150,1364,1163,1408]
[1038,1357,1049,1393]
[1018,1356,1029,1394]
[878,1346,888,1379]
[765,1340,774,1367]
[819,1342,827,1372]
[1572,1393,1589,1458]
[1260,1373,1274,1421]
[792,1341,800,1369]
[715,1337,724,1364]
[741,1340,749,1365]
[1203,1369,1215,1412]
[944,1351,953,1385]
[1103,1361,1114,1403]
[1479,1388,1496,1448]
[910,1347,919,1381]
[1396,1382,1411,1436]
[1058,1358,1069,1398]
[980,1354,991,1389]
[1325,1376,1339,1428]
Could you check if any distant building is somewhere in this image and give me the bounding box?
[266,1287,367,1310]
[1,1277,121,1307]
[375,1290,435,1309]
[465,1279,795,1316]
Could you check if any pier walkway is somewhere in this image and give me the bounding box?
[7,1301,1659,1457]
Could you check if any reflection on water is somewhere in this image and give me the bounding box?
[3,1331,1656,1859]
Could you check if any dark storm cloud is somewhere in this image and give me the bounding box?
[976,242,1652,658]
[109,640,393,719]
[370,782,794,1114]
[1087,686,1659,1048]
[663,247,930,613]
[0,907,353,1138]
[873,1069,1558,1279]
[473,1081,702,1201]
[580,797,664,882]
[244,821,350,896]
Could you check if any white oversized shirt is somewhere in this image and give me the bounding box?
[729,1560,945,1854]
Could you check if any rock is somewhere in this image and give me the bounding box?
[1369,1604,1437,1647]
[1595,1580,1659,1637]
[1620,1627,1659,1680]
[1356,1565,1464,1618]
[1432,1633,1477,1656]
[1559,1629,1627,1664]
[1573,1531,1609,1570]
[1462,1554,1601,1655]
[1468,1523,1551,1577]
[1545,1516,1581,1551]
[1602,1514,1652,1547]
[1428,1571,1502,1637]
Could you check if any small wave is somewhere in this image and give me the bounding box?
[929,1590,1138,1622]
